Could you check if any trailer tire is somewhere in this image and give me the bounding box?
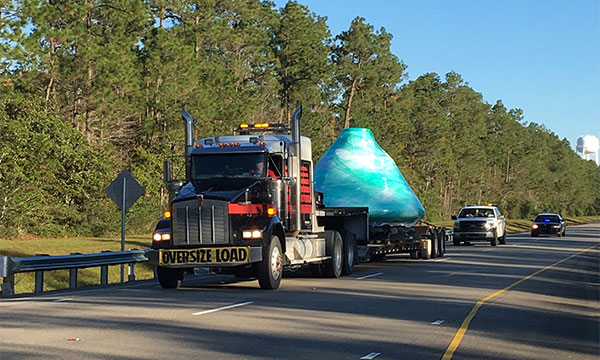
[437,229,445,257]
[322,230,343,278]
[157,266,184,289]
[430,231,438,259]
[420,239,431,260]
[257,236,283,290]
[340,230,356,275]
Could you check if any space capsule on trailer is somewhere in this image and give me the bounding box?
[313,127,425,227]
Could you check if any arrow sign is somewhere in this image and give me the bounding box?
[105,170,145,283]
[105,170,145,213]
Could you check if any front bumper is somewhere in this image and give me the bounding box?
[531,227,561,235]
[454,231,495,240]
[147,246,263,268]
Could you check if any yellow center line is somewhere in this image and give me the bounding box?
[441,242,599,360]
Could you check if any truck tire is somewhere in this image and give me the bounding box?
[429,231,438,259]
[490,230,497,246]
[322,230,343,278]
[499,232,506,245]
[157,266,184,289]
[257,236,283,290]
[420,239,431,260]
[437,229,445,257]
[340,230,356,275]
[453,236,460,246]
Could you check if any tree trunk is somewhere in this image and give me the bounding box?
[344,78,357,128]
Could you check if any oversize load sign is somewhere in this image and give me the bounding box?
[159,247,250,265]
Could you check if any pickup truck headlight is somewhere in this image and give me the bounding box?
[485,222,496,230]
[532,224,539,229]
[552,225,560,229]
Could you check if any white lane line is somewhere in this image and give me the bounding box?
[360,352,381,359]
[192,301,253,316]
[482,249,492,252]
[435,257,451,262]
[431,320,445,325]
[357,272,383,280]
[54,298,73,302]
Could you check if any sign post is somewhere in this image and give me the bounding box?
[105,170,145,283]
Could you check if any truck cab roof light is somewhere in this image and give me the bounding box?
[219,142,224,147]
[195,144,202,148]
[164,210,171,219]
[225,142,231,147]
[254,123,269,129]
[240,123,249,129]
[234,142,240,146]
[259,141,265,146]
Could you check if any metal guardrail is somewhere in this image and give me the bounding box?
[0,249,151,297]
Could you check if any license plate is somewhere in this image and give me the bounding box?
[158,247,250,266]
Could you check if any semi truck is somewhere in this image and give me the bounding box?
[147,107,448,290]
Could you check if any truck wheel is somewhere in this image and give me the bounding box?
[499,233,506,245]
[157,266,184,289]
[257,236,283,290]
[322,230,343,278]
[453,237,460,246]
[430,231,438,259]
[490,230,497,246]
[420,239,431,260]
[437,229,445,257]
[340,230,356,275]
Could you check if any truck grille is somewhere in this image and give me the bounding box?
[459,221,486,231]
[172,199,230,245]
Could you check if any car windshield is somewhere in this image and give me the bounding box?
[458,208,495,218]
[534,215,561,223]
[191,153,266,179]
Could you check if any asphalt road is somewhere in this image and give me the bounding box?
[1,223,598,360]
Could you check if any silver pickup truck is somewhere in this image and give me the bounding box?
[452,205,506,246]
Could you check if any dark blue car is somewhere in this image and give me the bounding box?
[531,213,566,237]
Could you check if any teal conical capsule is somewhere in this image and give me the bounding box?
[314,128,425,226]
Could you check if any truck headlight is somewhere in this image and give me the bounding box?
[153,232,171,241]
[532,224,539,229]
[485,222,495,230]
[553,225,560,229]
[242,230,262,239]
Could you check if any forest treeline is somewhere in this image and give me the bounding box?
[1,0,598,237]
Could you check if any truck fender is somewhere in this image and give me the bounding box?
[261,217,286,254]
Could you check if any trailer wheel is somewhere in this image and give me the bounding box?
[340,230,356,275]
[322,230,343,278]
[257,236,283,290]
[157,266,184,289]
[420,239,431,260]
[429,231,438,259]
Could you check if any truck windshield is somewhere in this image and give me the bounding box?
[191,153,266,179]
[458,208,494,218]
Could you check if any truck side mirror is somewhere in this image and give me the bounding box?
[163,159,172,185]
[451,215,457,220]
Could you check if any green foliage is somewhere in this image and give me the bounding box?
[0,0,598,238]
